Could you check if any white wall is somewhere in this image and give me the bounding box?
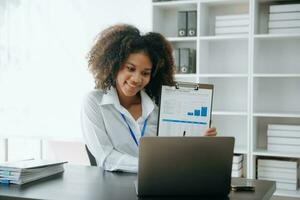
[80,0,153,49]
[0,0,152,139]
[88,0,152,32]
[1,0,152,163]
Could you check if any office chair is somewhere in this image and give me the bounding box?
[85,145,97,166]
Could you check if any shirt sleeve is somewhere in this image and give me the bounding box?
[81,92,138,173]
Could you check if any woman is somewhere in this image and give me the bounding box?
[81,24,217,172]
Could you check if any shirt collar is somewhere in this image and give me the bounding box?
[140,90,155,119]
[100,87,121,106]
[100,87,155,119]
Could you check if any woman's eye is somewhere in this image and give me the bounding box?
[127,66,134,72]
[126,65,135,72]
[143,71,151,76]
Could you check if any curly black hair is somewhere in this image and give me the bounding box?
[87,24,175,104]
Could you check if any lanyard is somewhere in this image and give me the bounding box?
[121,113,148,146]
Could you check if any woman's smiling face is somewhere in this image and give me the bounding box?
[116,52,152,98]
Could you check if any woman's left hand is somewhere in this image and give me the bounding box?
[203,127,217,136]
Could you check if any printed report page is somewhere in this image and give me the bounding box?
[158,86,213,136]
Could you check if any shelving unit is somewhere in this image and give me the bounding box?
[152,0,300,198]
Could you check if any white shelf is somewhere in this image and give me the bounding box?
[253,78,300,114]
[199,35,248,41]
[199,74,248,78]
[254,34,300,40]
[175,76,198,83]
[254,38,300,74]
[256,0,285,2]
[253,112,300,118]
[253,149,300,159]
[200,1,249,36]
[167,37,197,42]
[212,111,248,116]
[153,2,197,37]
[175,74,197,78]
[153,0,197,7]
[212,115,248,149]
[201,0,249,5]
[253,74,300,78]
[275,189,300,199]
[200,39,249,74]
[200,77,248,112]
[234,146,248,154]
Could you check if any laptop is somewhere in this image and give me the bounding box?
[136,136,235,197]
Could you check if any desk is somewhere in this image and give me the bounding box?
[0,164,275,200]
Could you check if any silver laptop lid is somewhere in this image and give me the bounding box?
[138,137,235,197]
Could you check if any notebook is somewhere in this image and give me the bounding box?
[0,159,67,184]
[136,137,234,197]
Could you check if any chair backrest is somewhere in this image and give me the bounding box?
[85,145,97,166]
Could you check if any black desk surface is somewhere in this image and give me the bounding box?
[0,164,275,200]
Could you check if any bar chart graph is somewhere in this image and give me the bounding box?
[187,107,208,117]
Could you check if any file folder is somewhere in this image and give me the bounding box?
[187,11,197,36]
[178,48,196,74]
[189,48,196,73]
[177,11,187,37]
[179,48,189,73]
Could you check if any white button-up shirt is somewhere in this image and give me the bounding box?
[81,87,158,173]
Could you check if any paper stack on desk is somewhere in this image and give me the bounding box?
[0,159,67,185]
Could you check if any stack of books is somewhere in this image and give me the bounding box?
[0,159,67,185]
[267,124,300,153]
[232,154,243,177]
[215,14,249,35]
[257,158,299,190]
[269,4,300,34]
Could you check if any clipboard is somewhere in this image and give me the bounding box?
[157,82,214,137]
